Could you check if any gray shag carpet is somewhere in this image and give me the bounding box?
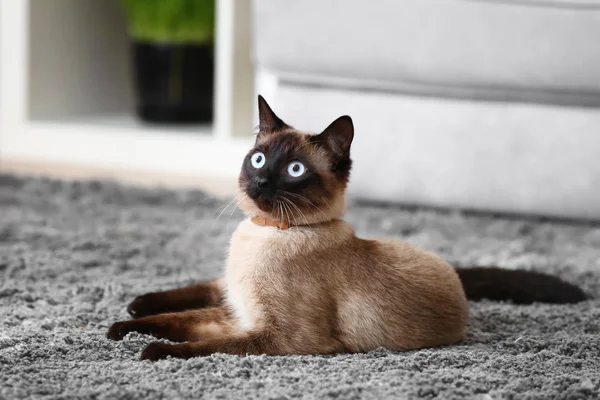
[1,174,600,400]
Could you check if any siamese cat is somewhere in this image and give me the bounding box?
[107,96,587,361]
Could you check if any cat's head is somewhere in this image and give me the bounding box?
[237,96,354,225]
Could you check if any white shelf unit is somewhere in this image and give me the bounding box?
[0,0,257,186]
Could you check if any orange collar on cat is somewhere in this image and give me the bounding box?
[251,216,291,230]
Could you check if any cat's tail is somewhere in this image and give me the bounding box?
[455,267,588,304]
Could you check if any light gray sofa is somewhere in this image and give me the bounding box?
[252,0,600,220]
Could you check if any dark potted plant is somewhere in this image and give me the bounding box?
[121,0,215,124]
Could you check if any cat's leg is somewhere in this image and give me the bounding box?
[127,277,225,318]
[140,331,348,360]
[107,305,232,342]
[140,331,279,361]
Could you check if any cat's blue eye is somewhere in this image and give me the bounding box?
[250,152,266,169]
[287,161,305,177]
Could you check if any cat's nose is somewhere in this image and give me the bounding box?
[254,176,269,189]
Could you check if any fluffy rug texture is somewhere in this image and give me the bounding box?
[1,174,599,399]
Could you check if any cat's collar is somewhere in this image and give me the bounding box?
[250,216,291,230]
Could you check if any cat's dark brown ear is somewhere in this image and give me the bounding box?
[258,95,287,132]
[317,115,354,159]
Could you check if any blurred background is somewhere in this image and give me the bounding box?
[1,0,599,220]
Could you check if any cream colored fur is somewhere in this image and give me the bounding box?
[224,217,468,353]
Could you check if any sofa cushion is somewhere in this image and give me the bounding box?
[253,0,600,106]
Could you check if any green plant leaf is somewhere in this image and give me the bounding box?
[121,0,215,44]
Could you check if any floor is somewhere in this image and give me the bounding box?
[0,159,238,198]
[1,174,599,399]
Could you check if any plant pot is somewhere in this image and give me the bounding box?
[132,42,214,124]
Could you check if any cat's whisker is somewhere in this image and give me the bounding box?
[278,199,286,222]
[293,202,310,227]
[282,196,309,227]
[317,196,332,215]
[279,201,290,225]
[279,201,289,226]
[280,191,319,208]
[284,200,294,226]
[283,197,300,226]
[280,190,309,203]
[282,200,295,228]
[215,198,237,220]
[279,201,286,224]
[215,198,239,224]
[281,191,328,220]
[318,195,331,209]
[275,200,282,221]
[276,192,293,221]
[292,201,308,225]
[217,195,238,211]
[226,192,247,224]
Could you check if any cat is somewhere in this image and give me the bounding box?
[107,96,588,361]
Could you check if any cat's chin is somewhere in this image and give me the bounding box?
[238,192,274,213]
[237,192,272,217]
[236,190,346,226]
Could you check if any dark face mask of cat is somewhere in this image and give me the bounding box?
[245,149,309,202]
[237,96,354,226]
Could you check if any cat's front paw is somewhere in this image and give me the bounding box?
[107,321,133,341]
[141,342,174,361]
[127,293,162,318]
